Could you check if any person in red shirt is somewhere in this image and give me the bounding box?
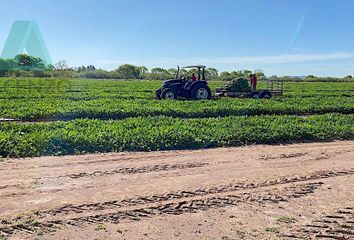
[250,74,258,90]
[191,73,197,82]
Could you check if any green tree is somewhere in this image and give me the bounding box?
[46,64,55,70]
[205,67,219,80]
[0,59,10,76]
[138,66,148,75]
[14,54,46,70]
[0,59,10,70]
[115,64,140,79]
[15,54,32,67]
[187,68,198,75]
[305,75,316,81]
[254,69,265,78]
[219,71,233,81]
[168,68,177,75]
[151,67,168,74]
[30,56,46,69]
[230,71,243,78]
[14,54,33,70]
[174,68,188,79]
[242,70,252,77]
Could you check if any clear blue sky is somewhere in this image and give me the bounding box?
[1,0,354,76]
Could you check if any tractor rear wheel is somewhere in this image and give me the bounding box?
[161,88,176,100]
[191,85,211,100]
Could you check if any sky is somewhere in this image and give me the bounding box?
[1,0,354,76]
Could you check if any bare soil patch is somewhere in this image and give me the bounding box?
[1,141,354,239]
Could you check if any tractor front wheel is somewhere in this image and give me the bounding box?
[161,88,176,100]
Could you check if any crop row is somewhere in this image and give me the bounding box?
[0,96,353,121]
[0,114,353,158]
[0,79,353,101]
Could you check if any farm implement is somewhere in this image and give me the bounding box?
[214,78,283,99]
[156,65,283,100]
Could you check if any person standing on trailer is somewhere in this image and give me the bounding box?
[250,74,258,90]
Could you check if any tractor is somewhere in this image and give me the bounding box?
[156,65,212,100]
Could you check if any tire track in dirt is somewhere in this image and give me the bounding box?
[34,168,354,218]
[259,152,309,161]
[259,149,354,162]
[59,162,208,179]
[282,207,354,239]
[0,182,323,237]
[68,182,322,224]
[2,168,354,237]
[38,153,191,169]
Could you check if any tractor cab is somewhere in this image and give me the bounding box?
[156,65,212,100]
[177,65,206,81]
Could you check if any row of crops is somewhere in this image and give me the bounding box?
[1,114,353,157]
[0,78,353,121]
[0,78,353,158]
[0,78,353,100]
[1,96,353,121]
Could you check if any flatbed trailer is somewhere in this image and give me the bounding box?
[214,79,283,99]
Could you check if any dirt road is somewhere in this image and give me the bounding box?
[1,141,354,240]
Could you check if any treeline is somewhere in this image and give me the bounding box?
[0,55,262,80]
[0,54,53,76]
[274,75,354,82]
[81,65,267,81]
[1,54,353,82]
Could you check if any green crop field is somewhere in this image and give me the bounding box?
[0,78,353,157]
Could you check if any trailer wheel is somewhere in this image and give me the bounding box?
[252,93,260,99]
[161,89,176,100]
[260,91,272,99]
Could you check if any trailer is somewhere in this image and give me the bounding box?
[214,79,283,99]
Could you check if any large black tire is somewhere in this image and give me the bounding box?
[191,85,212,100]
[251,92,260,99]
[161,88,177,100]
[260,91,272,99]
